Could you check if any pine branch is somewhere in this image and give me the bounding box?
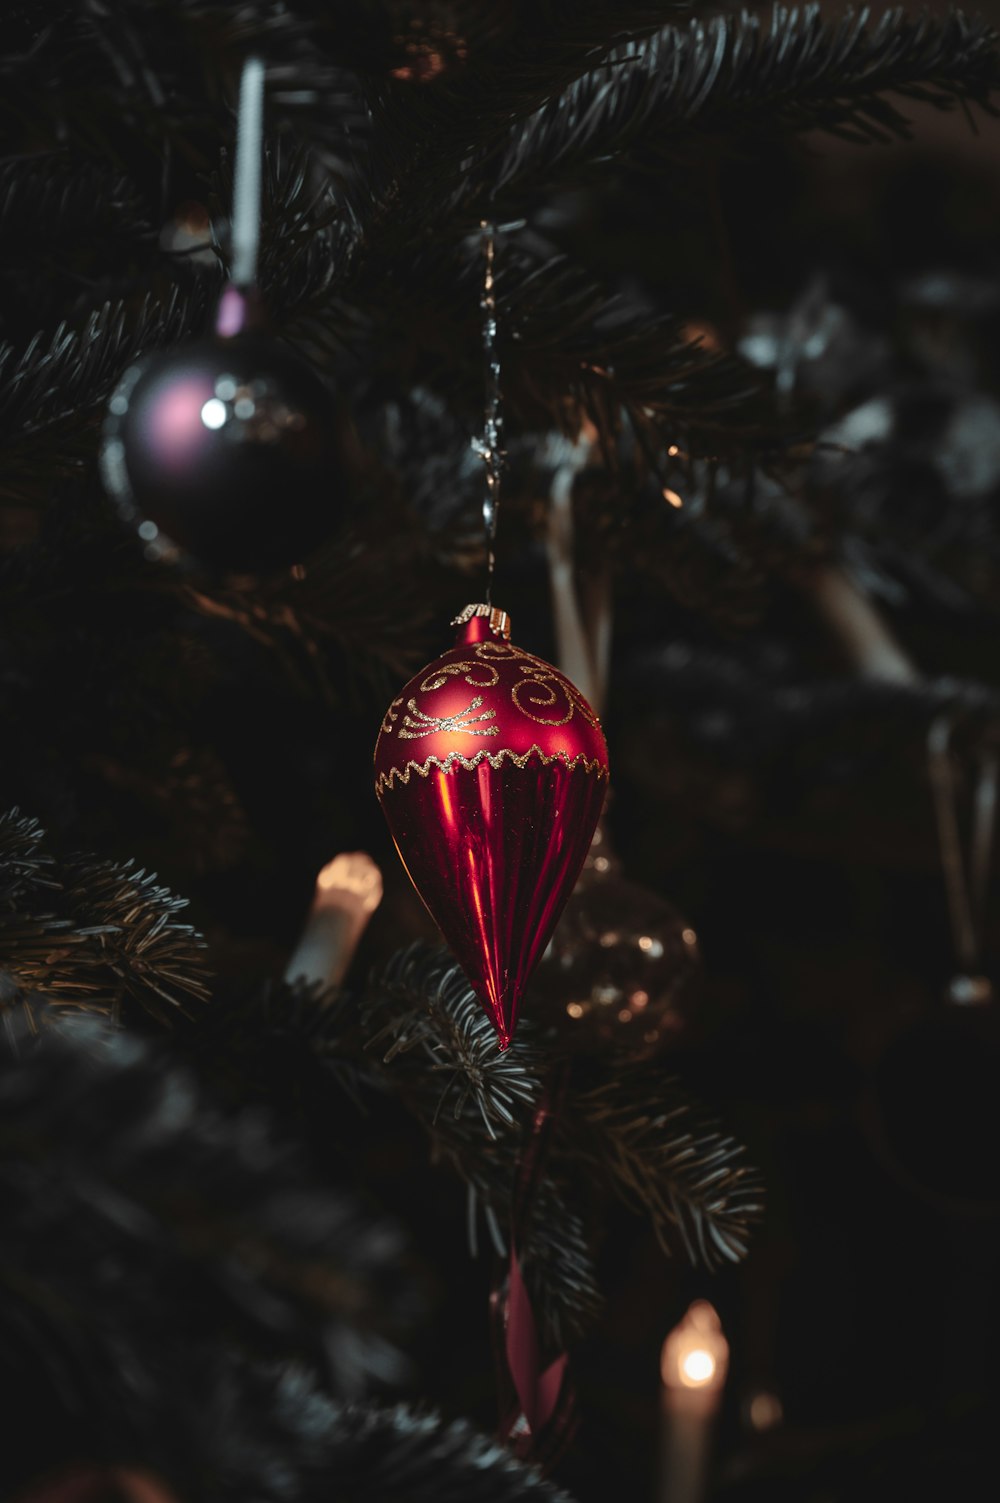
[368,943,542,1136]
[378,237,781,451]
[565,1072,765,1267]
[0,814,210,1029]
[56,858,210,1021]
[1,812,83,1035]
[9,1364,574,1503]
[0,809,57,906]
[318,1399,574,1502]
[363,945,602,1343]
[0,1021,415,1445]
[186,975,383,1119]
[183,503,437,706]
[345,1,693,259]
[0,0,366,200]
[489,5,1000,201]
[0,156,153,265]
[367,384,488,568]
[114,1360,575,1503]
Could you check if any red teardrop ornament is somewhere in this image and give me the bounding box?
[374,605,610,1048]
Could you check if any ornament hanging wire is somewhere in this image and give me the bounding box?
[230,55,266,287]
[471,220,505,605]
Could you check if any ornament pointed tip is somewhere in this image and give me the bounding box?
[496,1031,511,1053]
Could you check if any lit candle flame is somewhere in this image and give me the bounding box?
[285,853,383,993]
[661,1300,729,1395]
[316,852,383,911]
[681,1349,716,1386]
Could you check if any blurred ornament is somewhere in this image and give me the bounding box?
[865,716,1000,1214]
[532,821,700,1061]
[100,56,351,575]
[100,299,349,573]
[900,270,1000,383]
[374,604,609,1049]
[285,852,383,993]
[534,432,699,1061]
[935,392,1000,501]
[739,275,890,413]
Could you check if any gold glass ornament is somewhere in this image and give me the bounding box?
[531,823,700,1061]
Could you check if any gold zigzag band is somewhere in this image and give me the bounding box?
[375,743,610,797]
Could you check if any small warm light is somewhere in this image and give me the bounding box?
[593,855,611,873]
[631,989,649,1010]
[683,320,721,351]
[662,487,684,509]
[748,1391,783,1431]
[682,1350,716,1385]
[200,398,227,430]
[667,444,680,457]
[317,852,383,912]
[617,1008,633,1023]
[566,1002,585,1019]
[638,935,653,951]
[159,199,214,265]
[682,927,698,946]
[662,1301,729,1397]
[389,22,466,82]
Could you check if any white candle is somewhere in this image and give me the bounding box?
[659,1301,729,1503]
[285,852,383,993]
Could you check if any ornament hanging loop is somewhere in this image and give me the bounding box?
[231,55,266,287]
[471,220,505,605]
[217,55,267,337]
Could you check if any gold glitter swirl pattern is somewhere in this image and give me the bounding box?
[474,641,520,661]
[375,743,610,797]
[420,659,500,692]
[397,695,500,740]
[474,638,601,730]
[511,670,574,726]
[380,697,403,735]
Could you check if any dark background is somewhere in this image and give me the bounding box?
[4,5,1000,1501]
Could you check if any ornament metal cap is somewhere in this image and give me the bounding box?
[451,602,511,641]
[214,281,268,338]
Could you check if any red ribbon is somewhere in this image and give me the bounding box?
[492,1066,577,1467]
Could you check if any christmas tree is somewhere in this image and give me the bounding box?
[3,3,1000,1500]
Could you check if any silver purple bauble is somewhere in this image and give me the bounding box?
[531,823,700,1062]
[100,288,349,574]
